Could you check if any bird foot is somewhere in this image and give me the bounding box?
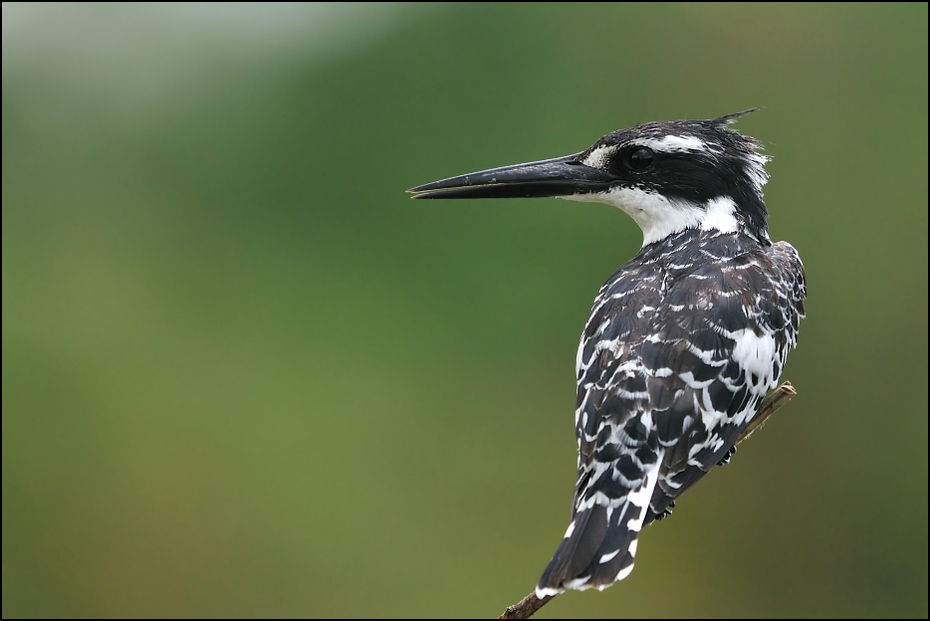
[717,445,738,466]
[654,500,676,521]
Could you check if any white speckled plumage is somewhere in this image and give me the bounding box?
[408,111,806,599]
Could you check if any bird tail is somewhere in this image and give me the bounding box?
[536,465,659,596]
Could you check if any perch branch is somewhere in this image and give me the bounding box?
[498,381,797,620]
[499,592,553,619]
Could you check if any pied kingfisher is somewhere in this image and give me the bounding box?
[409,110,806,596]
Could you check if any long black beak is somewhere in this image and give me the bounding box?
[408,153,617,199]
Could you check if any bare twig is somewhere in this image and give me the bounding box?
[499,592,553,619]
[497,381,797,619]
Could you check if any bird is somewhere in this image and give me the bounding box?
[408,110,806,597]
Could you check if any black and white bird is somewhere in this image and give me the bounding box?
[408,110,806,597]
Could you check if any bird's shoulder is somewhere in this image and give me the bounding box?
[585,231,804,355]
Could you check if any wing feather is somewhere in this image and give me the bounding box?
[537,231,805,594]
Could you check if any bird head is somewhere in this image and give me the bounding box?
[409,110,771,246]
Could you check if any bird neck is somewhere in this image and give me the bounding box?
[566,188,770,247]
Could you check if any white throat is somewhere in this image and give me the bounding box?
[564,188,739,246]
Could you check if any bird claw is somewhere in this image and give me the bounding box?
[654,500,676,521]
[717,445,738,466]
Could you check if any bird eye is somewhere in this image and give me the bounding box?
[627,147,655,171]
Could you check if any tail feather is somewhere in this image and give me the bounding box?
[537,466,659,596]
[536,504,606,594]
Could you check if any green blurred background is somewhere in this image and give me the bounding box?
[2,3,927,618]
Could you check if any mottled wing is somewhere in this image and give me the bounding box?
[536,237,805,596]
[642,240,806,524]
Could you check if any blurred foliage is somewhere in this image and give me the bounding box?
[2,2,927,618]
